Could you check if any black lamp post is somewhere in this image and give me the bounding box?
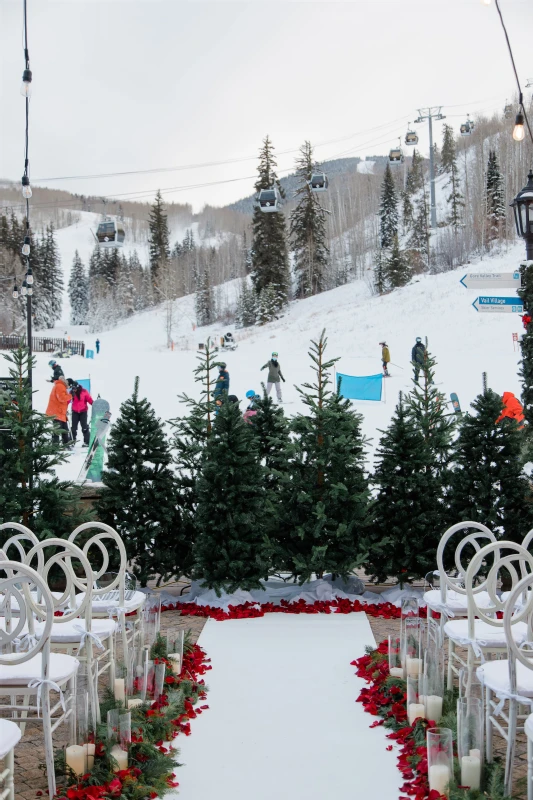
[511,170,533,261]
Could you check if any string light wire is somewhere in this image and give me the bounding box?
[494,0,533,145]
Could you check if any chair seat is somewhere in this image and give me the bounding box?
[0,652,79,686]
[74,590,145,614]
[424,588,494,615]
[0,719,22,759]
[444,619,528,648]
[35,618,117,643]
[501,590,533,608]
[525,713,533,740]
[477,659,533,699]
[2,590,66,614]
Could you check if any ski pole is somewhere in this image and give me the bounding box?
[389,362,404,370]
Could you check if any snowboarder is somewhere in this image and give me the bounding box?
[496,392,525,428]
[261,352,285,402]
[45,375,72,446]
[379,342,390,377]
[411,337,426,383]
[71,382,94,446]
[95,339,100,354]
[213,362,230,400]
[48,360,64,383]
[243,389,260,424]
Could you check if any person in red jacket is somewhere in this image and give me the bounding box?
[70,382,94,446]
[45,376,72,445]
[496,391,525,429]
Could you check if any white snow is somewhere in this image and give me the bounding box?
[25,211,526,481]
[170,613,399,800]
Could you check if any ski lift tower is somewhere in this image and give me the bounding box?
[413,106,446,229]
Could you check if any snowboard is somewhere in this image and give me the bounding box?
[450,393,462,416]
[78,398,111,483]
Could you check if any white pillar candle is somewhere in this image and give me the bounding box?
[406,656,422,677]
[114,678,125,703]
[168,653,181,675]
[110,744,128,772]
[469,748,481,760]
[82,743,95,770]
[389,667,404,678]
[429,763,451,797]
[461,755,481,790]
[424,695,443,723]
[66,744,86,776]
[127,698,143,709]
[408,703,425,725]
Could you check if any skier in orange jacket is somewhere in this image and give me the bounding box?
[496,392,525,428]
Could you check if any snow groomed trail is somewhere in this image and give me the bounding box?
[171,613,398,799]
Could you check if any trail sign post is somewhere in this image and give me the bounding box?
[472,296,524,313]
[460,272,521,289]
[513,332,519,351]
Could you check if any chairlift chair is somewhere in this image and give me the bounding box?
[309,173,329,192]
[96,219,125,248]
[258,188,280,213]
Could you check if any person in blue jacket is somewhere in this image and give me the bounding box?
[213,362,230,400]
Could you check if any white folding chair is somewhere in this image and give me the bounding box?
[0,719,21,800]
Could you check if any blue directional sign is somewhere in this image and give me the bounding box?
[472,296,524,313]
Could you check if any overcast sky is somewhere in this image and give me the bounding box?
[1,0,532,211]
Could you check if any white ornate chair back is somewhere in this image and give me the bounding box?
[0,560,54,665]
[68,522,127,607]
[503,571,533,693]
[436,521,497,603]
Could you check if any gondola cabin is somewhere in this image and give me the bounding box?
[309,173,329,192]
[389,147,404,164]
[258,188,280,213]
[504,104,513,120]
[405,131,418,146]
[96,220,125,247]
[460,121,472,137]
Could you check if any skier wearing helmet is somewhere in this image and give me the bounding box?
[261,352,285,403]
[379,342,390,377]
[411,337,426,383]
[243,389,260,424]
[213,362,230,401]
[48,360,64,382]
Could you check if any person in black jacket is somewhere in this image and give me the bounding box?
[411,338,426,383]
[48,360,64,383]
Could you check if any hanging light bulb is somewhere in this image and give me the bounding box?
[481,0,491,5]
[20,68,32,97]
[26,284,33,297]
[12,283,19,300]
[22,236,31,256]
[513,112,525,142]
[26,267,33,285]
[20,280,27,297]
[21,175,32,199]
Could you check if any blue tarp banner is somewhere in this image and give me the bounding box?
[337,372,383,401]
[76,378,91,393]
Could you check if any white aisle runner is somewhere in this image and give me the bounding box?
[172,613,399,799]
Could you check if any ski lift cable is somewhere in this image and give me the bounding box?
[494,0,533,145]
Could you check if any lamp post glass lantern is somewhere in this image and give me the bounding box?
[511,170,533,261]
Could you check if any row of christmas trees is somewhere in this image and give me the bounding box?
[96,332,531,590]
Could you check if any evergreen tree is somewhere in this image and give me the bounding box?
[486,150,506,242]
[384,235,412,289]
[235,278,257,328]
[195,265,215,327]
[250,136,289,305]
[115,255,135,318]
[374,248,386,295]
[256,284,284,325]
[242,229,252,275]
[280,331,369,582]
[360,392,439,584]
[379,163,399,249]
[148,190,171,289]
[449,384,533,541]
[97,377,184,586]
[407,190,430,271]
[441,124,464,229]
[290,141,329,298]
[194,399,271,593]
[0,348,89,537]
[33,225,63,328]
[68,251,89,325]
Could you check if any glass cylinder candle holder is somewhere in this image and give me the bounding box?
[114,662,127,705]
[422,637,444,724]
[400,595,419,653]
[126,647,144,708]
[65,692,91,779]
[142,659,155,702]
[407,675,425,726]
[143,593,162,652]
[154,662,166,701]
[459,667,484,703]
[427,728,454,798]
[388,635,404,678]
[107,709,120,746]
[404,617,423,678]
[457,697,483,790]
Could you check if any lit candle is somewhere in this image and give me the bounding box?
[408,703,425,725]
[127,698,143,709]
[389,667,404,678]
[461,755,481,790]
[424,695,443,723]
[470,748,481,760]
[110,744,128,772]
[429,763,450,797]
[406,657,422,677]
[66,744,86,776]
[82,743,95,770]
[168,653,181,675]
[114,678,125,703]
